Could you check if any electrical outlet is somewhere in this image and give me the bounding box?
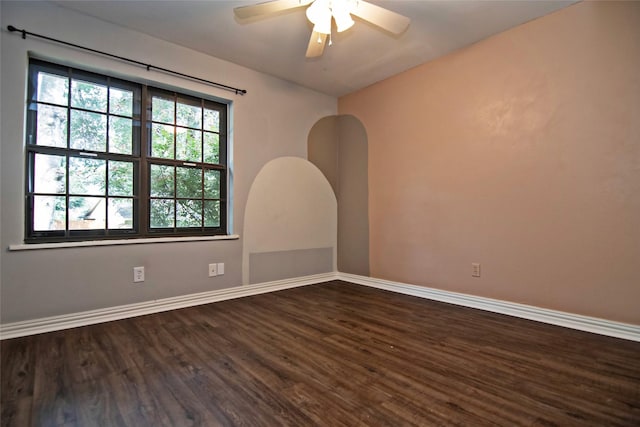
[133,266,145,283]
[472,263,481,278]
[217,263,225,275]
[208,263,218,277]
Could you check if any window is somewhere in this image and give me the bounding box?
[25,59,228,242]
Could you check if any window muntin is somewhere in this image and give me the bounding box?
[25,59,228,242]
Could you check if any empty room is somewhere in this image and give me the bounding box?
[1,0,639,425]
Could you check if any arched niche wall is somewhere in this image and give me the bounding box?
[308,115,369,276]
[242,157,337,285]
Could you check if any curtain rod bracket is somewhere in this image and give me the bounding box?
[6,25,247,96]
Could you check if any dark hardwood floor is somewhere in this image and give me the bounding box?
[2,280,639,426]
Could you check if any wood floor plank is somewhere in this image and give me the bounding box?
[163,323,276,425]
[70,375,127,426]
[30,332,78,426]
[0,336,35,403]
[104,366,174,426]
[0,396,33,427]
[128,340,229,426]
[0,337,36,427]
[2,281,639,426]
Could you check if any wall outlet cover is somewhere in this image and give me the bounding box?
[472,263,481,278]
[208,263,218,277]
[133,266,145,283]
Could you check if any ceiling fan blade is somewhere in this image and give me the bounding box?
[234,0,313,20]
[306,31,327,58]
[350,0,410,35]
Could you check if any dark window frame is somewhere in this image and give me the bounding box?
[25,59,228,243]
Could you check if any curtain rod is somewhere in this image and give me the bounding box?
[7,25,247,96]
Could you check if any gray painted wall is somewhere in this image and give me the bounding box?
[250,248,334,284]
[308,115,369,276]
[308,118,339,194]
[0,1,337,323]
[336,116,369,276]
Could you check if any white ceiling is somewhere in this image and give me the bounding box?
[51,0,577,97]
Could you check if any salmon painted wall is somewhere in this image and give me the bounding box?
[339,1,640,324]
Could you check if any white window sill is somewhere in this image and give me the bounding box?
[8,234,240,251]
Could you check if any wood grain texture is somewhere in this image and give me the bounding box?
[2,281,639,426]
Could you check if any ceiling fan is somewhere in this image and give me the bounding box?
[233,0,410,58]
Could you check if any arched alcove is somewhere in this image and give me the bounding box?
[242,157,337,285]
[308,115,369,276]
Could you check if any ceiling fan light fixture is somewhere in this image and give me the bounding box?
[312,17,331,35]
[306,0,330,26]
[332,7,354,32]
[235,0,411,58]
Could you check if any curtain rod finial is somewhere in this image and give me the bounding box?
[8,25,26,39]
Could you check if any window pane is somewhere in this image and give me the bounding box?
[176,128,202,162]
[204,200,220,227]
[151,123,174,159]
[37,72,68,105]
[69,196,105,229]
[150,199,174,228]
[150,164,174,197]
[109,116,133,154]
[109,161,133,196]
[177,200,202,228]
[70,110,107,151]
[203,132,219,164]
[204,108,219,132]
[33,195,66,231]
[71,80,107,112]
[69,158,106,196]
[109,88,133,116]
[33,154,66,193]
[204,170,220,199]
[176,167,202,198]
[108,198,133,229]
[152,96,174,124]
[36,105,68,148]
[177,103,202,129]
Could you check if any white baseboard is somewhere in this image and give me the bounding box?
[338,272,640,342]
[0,272,339,340]
[3,271,638,342]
